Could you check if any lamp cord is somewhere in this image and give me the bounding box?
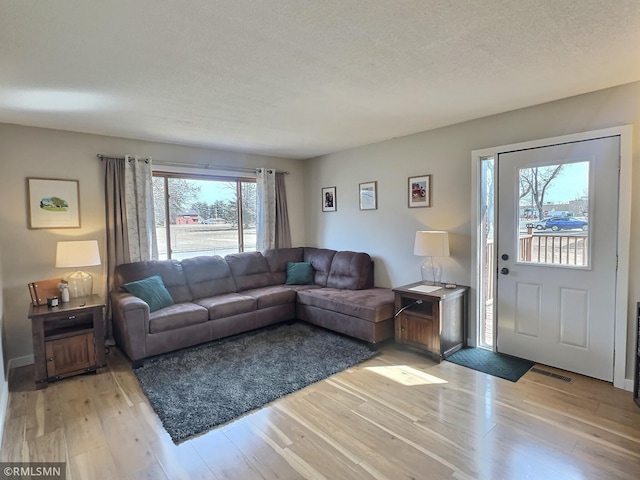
[394,299,423,318]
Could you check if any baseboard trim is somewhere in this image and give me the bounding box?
[624,378,634,392]
[8,354,34,371]
[2,355,36,443]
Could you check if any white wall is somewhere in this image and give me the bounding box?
[304,81,640,379]
[0,124,306,365]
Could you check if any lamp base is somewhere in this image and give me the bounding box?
[421,257,442,286]
[66,270,93,298]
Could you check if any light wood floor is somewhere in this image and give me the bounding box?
[2,345,640,480]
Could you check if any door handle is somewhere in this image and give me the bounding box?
[500,267,509,275]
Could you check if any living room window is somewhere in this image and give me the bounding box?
[152,172,256,260]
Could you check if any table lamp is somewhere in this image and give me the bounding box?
[414,231,450,285]
[55,240,101,298]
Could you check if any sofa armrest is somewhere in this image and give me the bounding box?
[110,291,149,361]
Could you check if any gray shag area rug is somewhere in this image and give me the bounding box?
[134,322,378,443]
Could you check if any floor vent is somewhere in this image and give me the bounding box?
[530,367,574,383]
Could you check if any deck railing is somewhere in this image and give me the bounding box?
[519,233,588,266]
[486,231,588,283]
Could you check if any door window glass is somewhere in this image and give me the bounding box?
[518,161,590,267]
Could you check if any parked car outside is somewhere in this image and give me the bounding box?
[541,217,588,231]
[526,219,549,230]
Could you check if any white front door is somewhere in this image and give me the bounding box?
[496,136,619,381]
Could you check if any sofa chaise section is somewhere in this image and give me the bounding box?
[296,288,395,343]
[295,250,394,342]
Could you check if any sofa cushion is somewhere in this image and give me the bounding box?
[225,252,275,291]
[114,260,193,303]
[148,302,209,334]
[241,286,297,309]
[296,287,394,322]
[263,247,305,284]
[182,255,237,299]
[123,275,174,313]
[285,262,314,285]
[303,248,336,287]
[326,251,373,290]
[194,293,257,320]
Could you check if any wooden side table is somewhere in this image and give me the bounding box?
[28,294,106,389]
[393,282,468,362]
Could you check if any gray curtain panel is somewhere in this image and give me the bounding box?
[275,172,291,248]
[103,157,131,332]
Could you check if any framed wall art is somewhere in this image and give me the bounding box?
[359,181,377,210]
[322,186,337,212]
[408,174,431,208]
[27,177,81,229]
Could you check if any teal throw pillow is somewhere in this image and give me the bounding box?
[124,275,174,313]
[285,262,314,285]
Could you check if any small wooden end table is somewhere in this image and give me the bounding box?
[28,294,106,389]
[393,282,468,362]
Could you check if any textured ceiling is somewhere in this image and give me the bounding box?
[1,1,639,159]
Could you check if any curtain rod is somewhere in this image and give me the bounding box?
[96,154,289,175]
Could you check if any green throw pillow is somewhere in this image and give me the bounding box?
[124,275,174,313]
[285,262,314,285]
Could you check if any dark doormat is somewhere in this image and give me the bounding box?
[134,322,378,444]
[445,347,534,382]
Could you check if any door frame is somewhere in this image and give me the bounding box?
[470,125,633,390]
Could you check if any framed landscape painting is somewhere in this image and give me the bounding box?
[408,174,431,208]
[27,177,80,229]
[322,186,336,212]
[359,181,377,210]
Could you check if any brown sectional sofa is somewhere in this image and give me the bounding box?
[111,247,395,365]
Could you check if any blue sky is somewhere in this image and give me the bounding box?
[545,161,589,203]
[521,161,589,204]
[190,179,237,203]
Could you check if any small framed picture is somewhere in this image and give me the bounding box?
[27,177,81,229]
[359,181,377,210]
[408,174,431,208]
[322,186,337,212]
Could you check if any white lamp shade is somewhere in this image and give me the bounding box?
[413,231,450,257]
[55,240,101,268]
